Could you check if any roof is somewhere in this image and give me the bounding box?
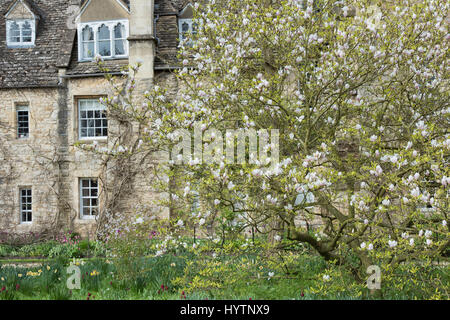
[67,0,186,76]
[0,0,190,87]
[4,0,42,19]
[0,0,75,88]
[81,0,130,10]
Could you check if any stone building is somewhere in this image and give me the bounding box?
[0,0,192,237]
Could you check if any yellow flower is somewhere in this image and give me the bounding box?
[90,270,99,276]
[46,266,51,271]
[18,274,22,278]
[38,269,42,273]
[170,263,176,267]
[1,277,4,281]
[26,271,41,277]
[54,269,58,273]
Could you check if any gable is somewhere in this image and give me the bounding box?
[5,0,35,20]
[179,4,193,19]
[80,0,129,23]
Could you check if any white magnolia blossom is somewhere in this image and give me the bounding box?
[135,217,144,224]
[388,240,398,248]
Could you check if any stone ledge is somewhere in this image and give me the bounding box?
[128,35,157,41]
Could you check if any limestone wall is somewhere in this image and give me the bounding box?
[0,88,62,236]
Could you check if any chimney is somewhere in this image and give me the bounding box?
[128,0,156,85]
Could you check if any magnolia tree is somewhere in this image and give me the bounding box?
[94,0,449,285]
[156,0,449,277]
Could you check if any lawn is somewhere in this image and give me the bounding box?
[1,244,448,300]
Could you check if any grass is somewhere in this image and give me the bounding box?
[0,252,448,300]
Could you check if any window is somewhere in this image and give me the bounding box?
[178,19,198,44]
[6,20,35,47]
[20,188,32,223]
[294,185,315,208]
[191,190,200,214]
[98,24,111,57]
[17,105,29,139]
[78,20,129,61]
[114,23,126,56]
[81,25,95,59]
[80,179,99,218]
[78,99,108,139]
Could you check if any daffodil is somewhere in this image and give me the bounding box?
[90,270,100,276]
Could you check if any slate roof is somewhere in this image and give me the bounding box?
[0,0,190,87]
[0,0,75,88]
[81,0,130,10]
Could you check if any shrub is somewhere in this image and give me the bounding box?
[48,244,82,259]
[0,245,13,257]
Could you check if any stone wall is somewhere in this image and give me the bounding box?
[0,0,186,239]
[0,88,63,236]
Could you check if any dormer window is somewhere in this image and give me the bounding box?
[5,0,38,48]
[78,21,129,61]
[6,20,35,47]
[178,4,197,46]
[179,19,198,44]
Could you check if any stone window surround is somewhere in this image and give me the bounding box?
[79,178,99,220]
[6,19,36,48]
[19,187,32,224]
[77,19,129,61]
[16,104,29,139]
[78,98,108,139]
[73,95,108,143]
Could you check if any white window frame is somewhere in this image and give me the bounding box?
[80,178,99,219]
[178,18,197,45]
[20,188,32,224]
[16,105,29,139]
[77,20,129,62]
[78,98,108,140]
[6,19,35,48]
